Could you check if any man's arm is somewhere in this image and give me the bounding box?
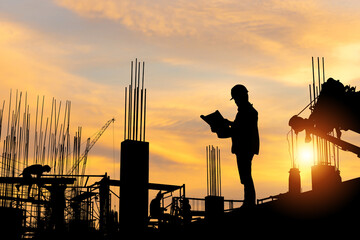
[215,119,233,138]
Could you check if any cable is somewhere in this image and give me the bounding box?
[112,118,115,180]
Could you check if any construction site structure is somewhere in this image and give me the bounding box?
[288,57,344,192]
[120,140,149,232]
[287,123,301,195]
[3,57,360,238]
[188,58,360,235]
[0,89,118,239]
[288,167,301,194]
[205,145,223,221]
[120,59,149,233]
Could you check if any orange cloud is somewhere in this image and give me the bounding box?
[0,19,121,178]
[3,0,360,200]
[55,0,360,87]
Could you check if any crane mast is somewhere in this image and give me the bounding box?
[68,118,115,175]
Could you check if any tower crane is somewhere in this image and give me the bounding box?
[68,118,115,176]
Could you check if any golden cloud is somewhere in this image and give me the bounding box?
[0,20,121,171]
[3,0,360,199]
[55,0,360,87]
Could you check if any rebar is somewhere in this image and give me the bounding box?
[124,59,147,142]
[304,57,340,169]
[206,145,222,196]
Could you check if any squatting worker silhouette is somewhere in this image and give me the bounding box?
[217,84,259,208]
[16,164,51,198]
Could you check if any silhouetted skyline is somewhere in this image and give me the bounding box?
[2,1,360,238]
[1,0,360,202]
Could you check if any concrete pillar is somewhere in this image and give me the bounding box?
[120,140,149,232]
[289,168,301,194]
[205,196,224,221]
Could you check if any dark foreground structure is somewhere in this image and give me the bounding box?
[2,60,360,239]
[184,178,360,237]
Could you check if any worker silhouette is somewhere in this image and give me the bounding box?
[180,198,192,224]
[217,84,259,208]
[150,191,166,222]
[45,183,66,231]
[16,164,51,198]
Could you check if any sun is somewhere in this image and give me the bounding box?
[298,145,313,167]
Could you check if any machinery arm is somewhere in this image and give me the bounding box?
[308,126,360,158]
[68,118,115,174]
[289,78,360,158]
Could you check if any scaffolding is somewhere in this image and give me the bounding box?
[0,90,118,238]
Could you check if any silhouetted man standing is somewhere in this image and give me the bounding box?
[221,85,259,207]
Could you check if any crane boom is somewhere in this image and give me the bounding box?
[68,118,115,175]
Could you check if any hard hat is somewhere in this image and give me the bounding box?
[230,84,248,100]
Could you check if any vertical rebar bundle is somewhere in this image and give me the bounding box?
[206,145,221,196]
[124,59,147,142]
[0,89,117,235]
[0,90,82,207]
[308,57,340,169]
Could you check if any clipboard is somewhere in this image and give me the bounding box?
[200,110,225,130]
[201,110,231,138]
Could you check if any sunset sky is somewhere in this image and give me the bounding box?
[1,0,360,202]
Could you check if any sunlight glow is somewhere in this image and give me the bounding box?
[298,145,313,167]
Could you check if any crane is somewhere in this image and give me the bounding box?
[289,78,360,157]
[68,118,115,176]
